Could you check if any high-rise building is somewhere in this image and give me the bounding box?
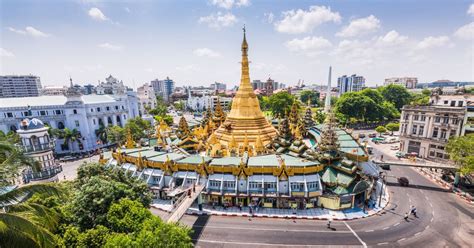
[265,78,274,95]
[337,74,365,96]
[384,77,418,89]
[210,82,226,92]
[251,80,265,90]
[0,75,42,98]
[151,77,175,102]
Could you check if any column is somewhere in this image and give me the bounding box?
[112,115,117,126]
[102,116,108,127]
[406,113,414,136]
[426,116,433,138]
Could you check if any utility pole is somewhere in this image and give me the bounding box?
[378,173,385,207]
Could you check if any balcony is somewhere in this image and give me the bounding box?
[22,164,62,184]
[21,141,55,153]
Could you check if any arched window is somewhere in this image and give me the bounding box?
[57,122,65,129]
[9,125,17,132]
[107,117,113,125]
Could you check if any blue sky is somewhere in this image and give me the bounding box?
[1,0,473,88]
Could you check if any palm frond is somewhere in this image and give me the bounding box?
[0,213,56,248]
[9,202,61,232]
[0,184,61,208]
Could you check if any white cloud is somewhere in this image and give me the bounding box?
[286,36,332,56]
[98,43,122,51]
[274,6,341,34]
[416,36,452,49]
[124,7,131,13]
[88,7,108,21]
[376,30,408,46]
[176,64,199,72]
[336,15,380,37]
[1,48,15,57]
[210,0,250,9]
[199,12,238,29]
[193,48,221,58]
[264,12,274,24]
[8,26,50,37]
[468,4,474,16]
[454,22,474,40]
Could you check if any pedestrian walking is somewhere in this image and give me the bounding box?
[327,220,331,229]
[238,202,242,211]
[404,212,409,221]
[411,206,417,217]
[193,183,196,193]
[381,155,384,161]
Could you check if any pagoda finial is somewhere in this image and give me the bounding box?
[125,128,136,149]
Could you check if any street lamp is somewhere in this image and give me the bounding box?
[378,172,386,207]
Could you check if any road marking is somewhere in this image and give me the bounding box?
[425,225,430,230]
[425,195,429,200]
[382,226,390,230]
[344,221,367,248]
[398,238,406,242]
[431,217,434,222]
[378,242,389,245]
[195,239,321,247]
[393,222,400,227]
[432,211,435,216]
[191,225,351,233]
[415,232,422,236]
[365,230,374,232]
[429,202,433,207]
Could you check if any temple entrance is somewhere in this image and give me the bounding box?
[175,178,184,187]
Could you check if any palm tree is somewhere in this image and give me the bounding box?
[0,139,61,247]
[95,124,108,145]
[62,128,82,151]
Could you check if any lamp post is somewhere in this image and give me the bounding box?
[378,172,386,207]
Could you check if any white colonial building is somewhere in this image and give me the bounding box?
[137,83,157,116]
[0,84,139,154]
[186,93,231,112]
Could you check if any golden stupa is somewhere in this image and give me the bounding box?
[211,27,278,147]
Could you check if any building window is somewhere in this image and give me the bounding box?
[307,181,319,190]
[75,120,80,127]
[414,115,419,121]
[73,109,77,114]
[223,181,235,189]
[430,144,436,148]
[437,145,445,150]
[55,110,61,115]
[432,127,439,138]
[444,100,448,104]
[264,182,277,190]
[91,108,94,112]
[458,101,463,107]
[290,182,305,192]
[106,106,110,111]
[418,126,424,135]
[412,125,417,135]
[440,129,447,139]
[6,112,13,118]
[121,105,125,110]
[450,129,456,137]
[436,152,443,158]
[443,117,449,124]
[249,182,262,189]
[40,110,46,116]
[420,115,426,121]
[404,114,409,120]
[123,115,127,120]
[209,180,220,188]
[429,150,435,157]
[435,116,440,123]
[450,101,456,107]
[115,106,119,110]
[57,122,65,129]
[451,118,458,125]
[93,119,96,125]
[97,107,101,112]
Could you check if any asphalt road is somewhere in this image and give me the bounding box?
[166,136,474,247]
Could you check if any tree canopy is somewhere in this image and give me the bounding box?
[299,90,320,106]
[379,84,412,110]
[267,91,296,117]
[446,134,474,175]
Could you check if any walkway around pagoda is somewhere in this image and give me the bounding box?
[166,184,204,223]
[372,159,457,170]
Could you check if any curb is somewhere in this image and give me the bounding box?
[151,187,391,221]
[417,168,474,205]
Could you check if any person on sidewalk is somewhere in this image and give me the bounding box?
[327,219,331,229]
[404,212,409,221]
[411,206,417,217]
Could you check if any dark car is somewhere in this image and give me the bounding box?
[358,133,366,139]
[398,177,409,186]
[368,133,377,138]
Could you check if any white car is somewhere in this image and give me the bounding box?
[390,145,399,150]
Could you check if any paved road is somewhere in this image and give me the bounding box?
[57,155,99,181]
[167,136,474,247]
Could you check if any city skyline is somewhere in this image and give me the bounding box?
[1,0,473,88]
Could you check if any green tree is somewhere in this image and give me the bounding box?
[334,92,377,122]
[154,115,173,126]
[107,126,126,145]
[380,101,400,120]
[446,134,474,175]
[360,88,384,103]
[410,92,430,106]
[148,95,168,116]
[95,124,108,145]
[379,84,412,110]
[385,123,400,135]
[125,117,152,141]
[174,101,185,111]
[257,95,270,111]
[375,126,387,136]
[421,88,431,96]
[106,198,152,233]
[62,128,82,151]
[267,91,296,117]
[314,109,327,124]
[299,90,320,106]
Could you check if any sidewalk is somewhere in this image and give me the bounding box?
[151,187,390,221]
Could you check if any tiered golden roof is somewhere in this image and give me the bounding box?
[211,27,277,149]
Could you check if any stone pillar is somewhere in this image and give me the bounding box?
[102,116,108,126]
[112,115,117,126]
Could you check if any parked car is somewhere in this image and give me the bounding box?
[368,133,377,138]
[390,145,399,150]
[371,137,384,143]
[398,177,409,186]
[358,133,366,139]
[395,151,406,158]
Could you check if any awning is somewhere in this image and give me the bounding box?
[289,175,305,183]
[305,174,320,182]
[151,169,163,176]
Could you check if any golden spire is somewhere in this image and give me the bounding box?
[255,133,265,155]
[155,123,163,145]
[125,128,136,149]
[228,134,237,150]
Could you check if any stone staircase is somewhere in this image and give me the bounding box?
[166,184,204,223]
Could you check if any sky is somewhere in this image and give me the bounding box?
[1,0,473,89]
